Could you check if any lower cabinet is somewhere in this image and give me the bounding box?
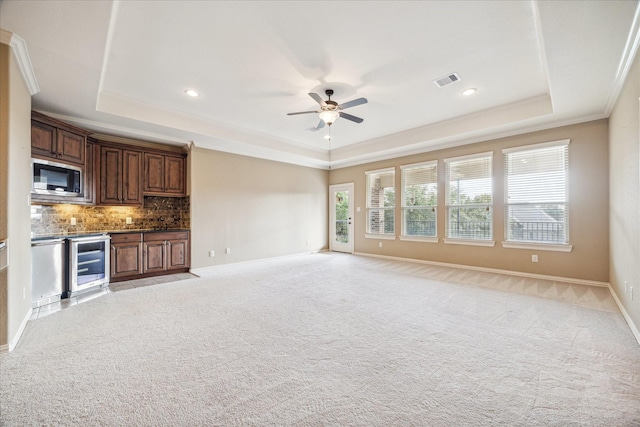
[111,233,143,279]
[110,230,189,282]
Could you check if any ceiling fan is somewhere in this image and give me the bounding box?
[287,89,367,130]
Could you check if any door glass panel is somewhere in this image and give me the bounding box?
[335,191,349,244]
[76,241,106,285]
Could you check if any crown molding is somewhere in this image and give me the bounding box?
[1,30,40,95]
[605,0,640,115]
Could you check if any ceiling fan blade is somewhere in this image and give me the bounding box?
[287,111,319,116]
[308,92,327,107]
[339,97,368,110]
[339,111,364,123]
[315,119,325,130]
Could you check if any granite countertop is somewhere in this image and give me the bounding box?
[109,228,190,234]
[32,229,190,241]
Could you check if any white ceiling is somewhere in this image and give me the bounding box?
[1,0,638,169]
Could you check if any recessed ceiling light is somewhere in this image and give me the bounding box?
[185,89,199,97]
[462,88,477,96]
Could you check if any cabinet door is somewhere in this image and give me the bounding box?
[99,146,122,205]
[144,153,165,193]
[111,242,143,279]
[31,120,57,159]
[56,129,85,165]
[167,239,189,270]
[122,150,142,205]
[164,155,185,195]
[143,241,166,273]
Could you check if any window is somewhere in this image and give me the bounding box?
[401,161,437,239]
[445,152,493,241]
[366,168,395,236]
[503,140,569,245]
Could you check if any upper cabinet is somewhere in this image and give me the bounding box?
[31,112,188,206]
[31,112,88,166]
[97,144,143,206]
[144,152,186,196]
[31,112,94,205]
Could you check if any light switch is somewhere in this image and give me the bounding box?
[70,217,76,226]
[126,217,133,225]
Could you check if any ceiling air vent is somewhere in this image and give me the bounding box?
[434,72,461,88]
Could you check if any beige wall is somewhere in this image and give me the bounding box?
[190,147,328,270]
[0,42,9,346]
[0,37,32,350]
[609,52,640,332]
[330,119,609,283]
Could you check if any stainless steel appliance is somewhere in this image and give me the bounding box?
[68,235,110,297]
[32,158,82,197]
[31,238,65,307]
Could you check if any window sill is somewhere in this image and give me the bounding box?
[443,238,495,247]
[399,236,439,243]
[365,233,396,240]
[501,241,573,252]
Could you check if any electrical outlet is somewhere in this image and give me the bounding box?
[306,240,310,246]
[70,217,76,226]
[209,250,215,257]
[225,248,231,254]
[379,242,383,248]
[532,255,538,263]
[126,217,133,225]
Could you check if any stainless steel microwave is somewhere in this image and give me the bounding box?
[32,158,82,197]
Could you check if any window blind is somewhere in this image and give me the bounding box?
[504,141,569,244]
[366,168,395,235]
[444,152,493,240]
[401,161,437,237]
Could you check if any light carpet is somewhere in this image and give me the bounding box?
[1,252,639,426]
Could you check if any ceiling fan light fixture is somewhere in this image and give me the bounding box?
[319,110,339,125]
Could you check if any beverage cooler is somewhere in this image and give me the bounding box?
[67,235,111,297]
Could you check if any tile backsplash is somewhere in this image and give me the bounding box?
[31,196,190,237]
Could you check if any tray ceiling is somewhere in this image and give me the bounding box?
[0,0,638,169]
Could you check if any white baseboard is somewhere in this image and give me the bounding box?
[354,252,609,287]
[608,284,640,346]
[1,307,32,353]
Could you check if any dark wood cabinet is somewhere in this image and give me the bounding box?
[110,230,189,282]
[30,112,188,207]
[143,231,189,274]
[110,233,143,279]
[30,115,95,205]
[97,145,143,206]
[31,112,88,166]
[143,240,167,274]
[144,152,186,196]
[167,236,189,270]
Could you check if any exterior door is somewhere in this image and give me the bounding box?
[330,183,354,253]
